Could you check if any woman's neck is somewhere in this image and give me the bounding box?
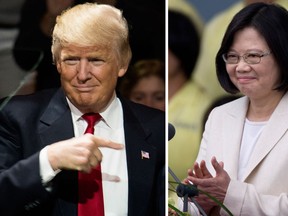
[247,91,285,121]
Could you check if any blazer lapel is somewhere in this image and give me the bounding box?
[222,97,249,179]
[121,99,157,215]
[242,92,288,181]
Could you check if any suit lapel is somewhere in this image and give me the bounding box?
[38,88,77,216]
[120,99,157,215]
[242,92,288,181]
[38,88,74,146]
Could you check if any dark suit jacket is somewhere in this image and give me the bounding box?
[0,88,165,216]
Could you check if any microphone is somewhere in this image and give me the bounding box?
[168,123,175,141]
[176,183,198,198]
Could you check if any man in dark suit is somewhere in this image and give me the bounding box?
[0,3,165,216]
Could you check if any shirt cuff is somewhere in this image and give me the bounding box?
[39,146,61,185]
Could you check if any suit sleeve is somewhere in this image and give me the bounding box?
[0,108,51,215]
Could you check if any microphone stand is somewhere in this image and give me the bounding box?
[168,167,207,216]
[168,124,207,215]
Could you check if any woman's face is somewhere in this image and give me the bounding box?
[129,75,165,111]
[226,27,281,99]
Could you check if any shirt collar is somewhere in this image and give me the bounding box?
[66,95,122,129]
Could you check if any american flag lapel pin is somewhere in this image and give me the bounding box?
[141,150,150,159]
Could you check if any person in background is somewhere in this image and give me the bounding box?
[118,59,165,111]
[183,3,288,215]
[0,0,26,98]
[168,0,212,202]
[0,3,165,215]
[192,0,288,101]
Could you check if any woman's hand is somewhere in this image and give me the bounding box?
[184,157,230,214]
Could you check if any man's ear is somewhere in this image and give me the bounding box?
[118,68,127,77]
[56,62,62,74]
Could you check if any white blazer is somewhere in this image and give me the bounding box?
[196,92,288,216]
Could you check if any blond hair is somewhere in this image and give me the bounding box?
[51,3,132,69]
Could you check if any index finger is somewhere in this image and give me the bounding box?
[199,160,212,178]
[93,136,124,150]
[211,156,224,175]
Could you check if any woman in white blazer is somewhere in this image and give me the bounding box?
[183,3,288,216]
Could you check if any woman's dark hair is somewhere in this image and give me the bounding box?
[169,10,200,79]
[216,3,288,94]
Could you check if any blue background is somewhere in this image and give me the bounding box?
[187,0,239,22]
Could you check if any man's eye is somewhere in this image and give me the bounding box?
[63,59,79,65]
[89,58,104,66]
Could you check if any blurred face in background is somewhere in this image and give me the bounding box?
[129,75,165,111]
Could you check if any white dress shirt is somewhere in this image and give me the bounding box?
[40,95,128,215]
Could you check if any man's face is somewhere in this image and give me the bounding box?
[56,45,126,113]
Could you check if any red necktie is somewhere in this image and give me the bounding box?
[78,113,104,216]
